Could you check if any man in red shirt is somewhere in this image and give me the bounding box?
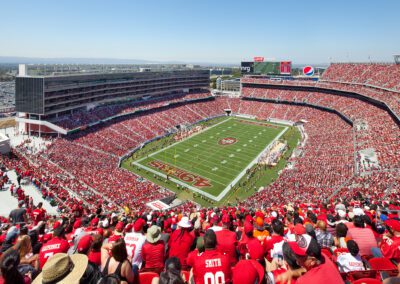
[380,219,400,262]
[107,221,124,244]
[168,216,194,268]
[39,225,70,269]
[190,229,232,284]
[32,202,46,225]
[264,219,285,261]
[215,214,238,265]
[288,234,343,284]
[238,222,265,261]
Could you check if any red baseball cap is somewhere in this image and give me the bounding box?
[293,224,306,235]
[125,223,133,233]
[73,219,82,229]
[77,235,93,253]
[288,234,312,256]
[232,259,265,284]
[244,222,254,234]
[222,214,230,224]
[53,221,61,230]
[115,222,124,232]
[386,219,400,232]
[133,218,146,232]
[91,217,99,226]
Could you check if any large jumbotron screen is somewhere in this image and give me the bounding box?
[241,61,292,75]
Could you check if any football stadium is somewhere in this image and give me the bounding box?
[1,1,400,283]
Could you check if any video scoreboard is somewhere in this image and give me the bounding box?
[241,61,292,75]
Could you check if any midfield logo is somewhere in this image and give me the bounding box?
[218,137,238,146]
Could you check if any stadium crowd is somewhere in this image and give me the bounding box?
[0,182,400,283]
[0,63,399,283]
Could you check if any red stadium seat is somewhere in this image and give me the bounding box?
[351,278,381,284]
[139,272,159,284]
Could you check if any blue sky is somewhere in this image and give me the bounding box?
[1,0,399,64]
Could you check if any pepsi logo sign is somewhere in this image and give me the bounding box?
[303,66,314,76]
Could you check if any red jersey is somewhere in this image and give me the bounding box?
[380,235,400,261]
[239,237,264,260]
[191,249,232,284]
[168,229,194,267]
[142,240,165,270]
[39,237,70,269]
[32,208,46,225]
[264,235,284,261]
[215,229,237,265]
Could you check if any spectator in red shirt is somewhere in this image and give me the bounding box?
[264,219,285,261]
[142,225,165,273]
[190,229,232,284]
[239,222,265,262]
[31,203,46,226]
[107,221,124,245]
[215,214,238,265]
[347,216,377,257]
[287,234,343,284]
[168,217,194,269]
[232,259,265,284]
[380,219,400,262]
[38,225,70,269]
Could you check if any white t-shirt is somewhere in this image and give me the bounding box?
[124,232,146,268]
[337,253,365,273]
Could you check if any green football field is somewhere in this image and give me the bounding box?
[133,117,287,201]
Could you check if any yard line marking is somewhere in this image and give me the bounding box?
[184,149,190,152]
[221,160,227,164]
[229,154,235,158]
[202,140,207,143]
[236,149,241,152]
[212,167,218,171]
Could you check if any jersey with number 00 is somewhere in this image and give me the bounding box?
[192,249,232,284]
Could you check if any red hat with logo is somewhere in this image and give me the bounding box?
[288,234,312,256]
[77,235,93,253]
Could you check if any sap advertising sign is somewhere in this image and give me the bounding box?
[240,62,254,74]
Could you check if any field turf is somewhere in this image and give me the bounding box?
[132,117,287,201]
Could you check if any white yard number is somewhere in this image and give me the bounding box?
[204,271,225,284]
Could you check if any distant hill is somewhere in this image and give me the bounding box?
[0,56,160,64]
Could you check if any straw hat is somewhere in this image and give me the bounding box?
[146,225,161,244]
[33,253,88,284]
